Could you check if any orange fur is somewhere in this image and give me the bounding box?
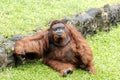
[14,30,49,58]
[14,20,96,76]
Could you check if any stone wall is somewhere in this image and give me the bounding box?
[62,4,120,37]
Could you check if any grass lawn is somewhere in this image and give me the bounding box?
[0,0,120,37]
[0,0,120,80]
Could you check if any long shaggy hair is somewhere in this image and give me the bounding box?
[14,20,96,77]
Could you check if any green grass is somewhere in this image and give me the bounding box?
[0,0,120,37]
[1,26,120,80]
[0,0,120,80]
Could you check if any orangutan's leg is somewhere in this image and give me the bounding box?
[44,60,76,77]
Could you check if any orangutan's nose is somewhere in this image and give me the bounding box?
[57,29,63,36]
